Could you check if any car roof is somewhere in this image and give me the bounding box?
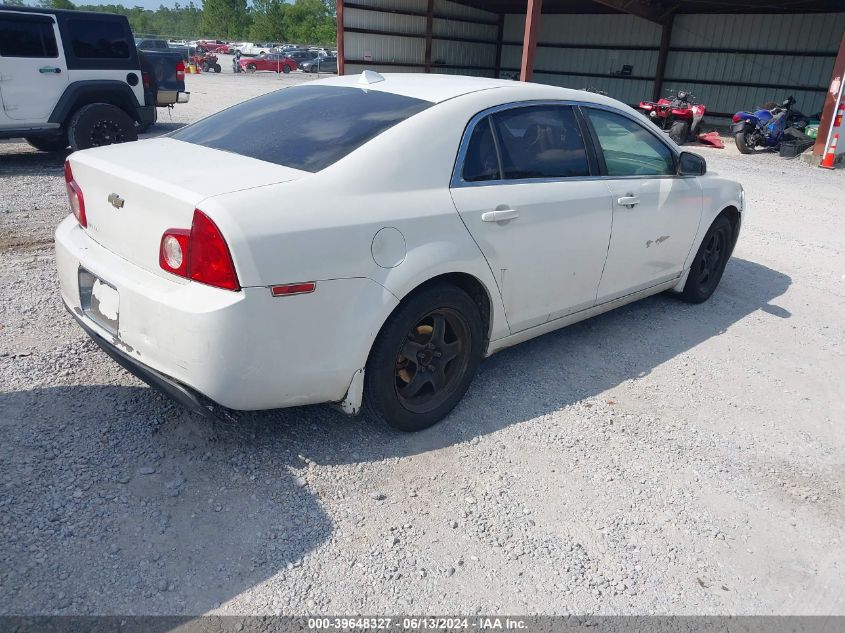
[314,73,621,107]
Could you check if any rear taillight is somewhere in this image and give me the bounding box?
[176,60,185,82]
[64,161,86,228]
[159,210,240,291]
[142,71,151,89]
[732,114,742,123]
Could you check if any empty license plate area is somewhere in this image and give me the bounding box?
[78,268,119,336]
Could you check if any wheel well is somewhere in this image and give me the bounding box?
[60,93,140,125]
[718,205,741,253]
[401,273,493,348]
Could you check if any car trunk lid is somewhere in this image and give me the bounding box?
[68,137,307,280]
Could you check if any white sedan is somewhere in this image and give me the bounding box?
[55,72,743,431]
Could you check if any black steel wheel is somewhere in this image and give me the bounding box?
[245,63,257,73]
[365,283,483,431]
[67,103,137,151]
[680,215,733,303]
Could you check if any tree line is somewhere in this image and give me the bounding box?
[8,0,337,45]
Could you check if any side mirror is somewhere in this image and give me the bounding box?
[678,151,706,176]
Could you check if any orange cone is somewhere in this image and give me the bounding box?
[820,133,839,169]
[835,101,845,129]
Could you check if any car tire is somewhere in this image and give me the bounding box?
[669,119,690,145]
[245,63,257,73]
[735,131,755,154]
[25,135,68,153]
[364,283,484,432]
[679,215,734,304]
[283,65,291,74]
[67,103,138,151]
[213,64,222,73]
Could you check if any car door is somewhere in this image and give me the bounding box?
[0,11,68,124]
[582,107,702,304]
[450,103,614,333]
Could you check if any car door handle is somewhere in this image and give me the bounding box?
[39,66,62,74]
[481,208,519,222]
[617,195,640,208]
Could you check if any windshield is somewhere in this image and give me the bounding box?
[171,85,433,172]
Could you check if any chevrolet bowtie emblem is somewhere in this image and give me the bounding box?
[108,193,125,209]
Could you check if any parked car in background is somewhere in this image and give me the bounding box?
[55,73,743,432]
[196,39,229,54]
[300,56,337,74]
[233,42,272,57]
[135,37,190,61]
[284,50,318,65]
[0,6,188,150]
[239,53,297,74]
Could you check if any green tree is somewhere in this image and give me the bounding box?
[283,0,335,45]
[250,0,287,42]
[39,0,77,8]
[4,0,26,6]
[201,0,250,39]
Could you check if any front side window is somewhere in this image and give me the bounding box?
[0,17,58,58]
[585,109,675,177]
[491,105,590,180]
[67,18,130,59]
[171,85,433,172]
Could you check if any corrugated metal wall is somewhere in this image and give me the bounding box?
[342,0,499,77]
[501,14,661,106]
[665,13,845,118]
[342,2,844,122]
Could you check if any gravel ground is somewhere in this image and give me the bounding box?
[1,70,843,617]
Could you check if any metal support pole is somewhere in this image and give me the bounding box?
[653,14,674,101]
[337,0,345,75]
[520,0,542,82]
[424,0,434,73]
[813,29,845,157]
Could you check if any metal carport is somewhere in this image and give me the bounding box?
[337,0,845,156]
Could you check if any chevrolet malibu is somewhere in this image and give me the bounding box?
[56,72,743,431]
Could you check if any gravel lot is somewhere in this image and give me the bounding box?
[1,70,843,617]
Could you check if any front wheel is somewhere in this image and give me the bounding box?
[245,63,257,73]
[680,215,733,304]
[213,63,222,73]
[364,284,484,432]
[669,119,690,144]
[67,103,137,151]
[283,65,291,74]
[735,131,755,154]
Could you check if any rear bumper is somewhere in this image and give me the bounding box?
[65,301,218,419]
[55,216,397,411]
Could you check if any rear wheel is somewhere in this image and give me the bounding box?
[67,103,137,151]
[669,119,690,144]
[213,63,222,73]
[364,284,484,432]
[735,131,755,154]
[680,216,733,303]
[25,135,68,153]
[283,64,291,74]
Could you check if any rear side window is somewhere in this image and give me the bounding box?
[67,18,131,59]
[491,105,590,179]
[0,17,58,58]
[171,85,433,172]
[585,108,675,176]
[462,117,500,182]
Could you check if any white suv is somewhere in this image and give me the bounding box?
[0,6,166,151]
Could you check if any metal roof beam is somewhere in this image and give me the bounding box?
[588,0,673,24]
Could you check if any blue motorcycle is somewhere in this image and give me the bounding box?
[731,96,807,154]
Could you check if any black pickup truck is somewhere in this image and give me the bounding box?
[0,6,189,151]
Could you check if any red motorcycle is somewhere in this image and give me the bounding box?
[639,90,706,145]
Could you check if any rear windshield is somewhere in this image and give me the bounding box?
[171,85,433,172]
